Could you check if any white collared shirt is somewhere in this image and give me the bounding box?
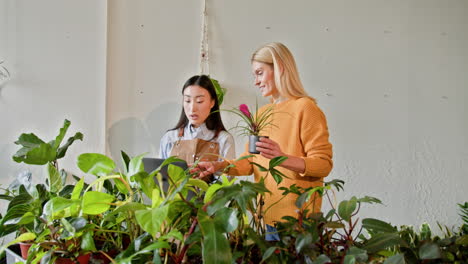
[159,123,236,161]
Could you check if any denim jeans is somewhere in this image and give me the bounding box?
[265,224,280,241]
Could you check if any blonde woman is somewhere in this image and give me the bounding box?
[195,43,333,239]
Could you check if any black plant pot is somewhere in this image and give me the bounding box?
[249,135,268,154]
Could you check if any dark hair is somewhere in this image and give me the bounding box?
[171,75,226,137]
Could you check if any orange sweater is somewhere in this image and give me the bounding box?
[227,97,333,225]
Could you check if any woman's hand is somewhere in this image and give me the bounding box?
[190,161,215,180]
[255,137,306,173]
[255,137,285,159]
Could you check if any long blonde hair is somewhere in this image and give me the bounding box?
[251,42,315,102]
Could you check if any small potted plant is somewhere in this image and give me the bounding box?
[225,102,276,154]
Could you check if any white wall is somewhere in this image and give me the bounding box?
[0,0,107,191]
[107,0,468,229]
[0,0,466,234]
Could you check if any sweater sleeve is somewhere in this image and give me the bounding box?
[298,101,333,178]
[226,145,254,176]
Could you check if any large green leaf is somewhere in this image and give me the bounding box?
[1,204,32,226]
[13,143,56,165]
[419,242,441,260]
[47,162,62,193]
[167,164,186,184]
[14,133,44,147]
[82,191,114,215]
[135,205,169,237]
[43,197,77,220]
[77,153,116,177]
[338,197,357,222]
[214,208,238,233]
[383,254,406,264]
[363,233,405,253]
[198,210,231,264]
[362,218,396,233]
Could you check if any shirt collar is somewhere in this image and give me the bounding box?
[186,122,208,137]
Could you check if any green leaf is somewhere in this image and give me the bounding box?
[167,164,186,184]
[210,77,227,106]
[135,205,169,237]
[383,254,406,264]
[133,171,154,198]
[14,133,44,147]
[204,184,223,203]
[338,197,357,222]
[128,153,147,177]
[77,153,116,177]
[214,208,238,233]
[121,150,131,173]
[324,221,345,229]
[0,232,36,255]
[419,222,432,241]
[357,196,382,204]
[296,187,324,209]
[47,163,62,193]
[161,230,184,241]
[1,204,32,226]
[346,247,368,262]
[198,210,232,264]
[71,178,85,200]
[362,218,396,233]
[43,197,77,219]
[295,233,312,253]
[81,230,97,251]
[251,162,268,172]
[456,235,468,245]
[56,132,83,159]
[419,242,441,260]
[53,119,71,150]
[313,255,332,264]
[111,202,147,216]
[82,191,114,215]
[363,233,405,253]
[343,255,356,264]
[13,143,56,165]
[269,156,288,168]
[114,175,129,195]
[261,247,276,263]
[188,178,209,191]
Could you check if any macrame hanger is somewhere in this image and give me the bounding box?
[199,0,210,75]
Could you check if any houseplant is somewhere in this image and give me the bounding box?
[0,119,83,260]
[225,102,276,154]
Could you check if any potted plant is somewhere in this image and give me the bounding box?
[225,102,276,154]
[0,119,83,260]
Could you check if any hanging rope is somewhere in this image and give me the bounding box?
[199,0,209,75]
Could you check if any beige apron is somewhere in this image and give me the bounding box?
[170,128,220,163]
[170,128,220,182]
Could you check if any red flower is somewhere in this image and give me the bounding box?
[239,104,251,118]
